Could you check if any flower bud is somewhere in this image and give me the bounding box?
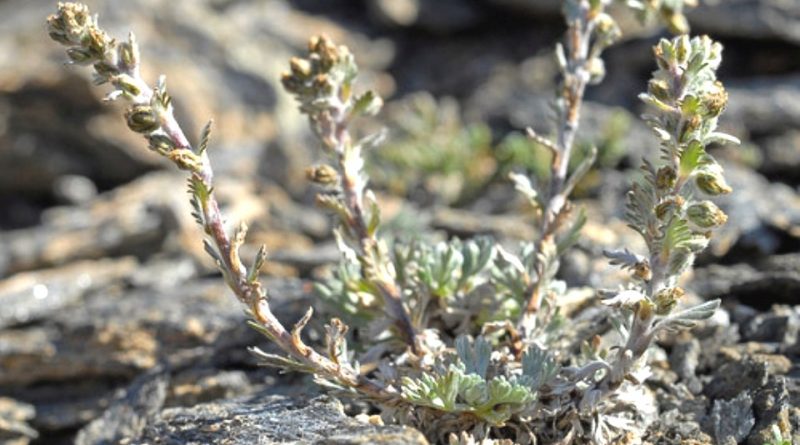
[686,200,728,229]
[672,33,691,63]
[93,61,120,79]
[147,134,176,154]
[312,74,334,95]
[695,171,732,196]
[655,196,684,220]
[168,149,202,172]
[633,261,652,281]
[47,3,93,45]
[112,74,142,98]
[306,164,339,186]
[654,287,684,315]
[66,47,95,65]
[702,81,728,118]
[83,27,111,59]
[656,166,677,191]
[648,79,671,102]
[118,37,140,70]
[290,57,312,79]
[637,299,654,321]
[125,104,160,134]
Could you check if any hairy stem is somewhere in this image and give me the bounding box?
[523,4,595,316]
[333,119,418,351]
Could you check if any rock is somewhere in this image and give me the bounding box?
[366,0,483,32]
[645,406,712,445]
[746,376,792,445]
[167,369,254,407]
[0,397,37,444]
[711,164,800,257]
[132,394,429,444]
[691,255,800,308]
[75,370,169,445]
[0,277,307,387]
[725,76,800,135]
[705,357,768,400]
[757,131,800,181]
[0,273,316,440]
[487,0,560,17]
[0,257,138,329]
[0,173,192,276]
[465,62,654,169]
[742,306,799,345]
[689,1,800,45]
[669,338,702,394]
[708,392,755,445]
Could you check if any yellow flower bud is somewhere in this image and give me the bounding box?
[695,171,732,196]
[686,200,728,229]
[654,287,684,315]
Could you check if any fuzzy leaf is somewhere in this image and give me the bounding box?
[248,346,316,373]
[509,172,540,208]
[601,289,647,308]
[198,119,213,154]
[655,299,720,332]
[456,335,491,378]
[520,345,558,390]
[564,146,597,197]
[556,207,587,255]
[705,132,741,146]
[604,248,647,271]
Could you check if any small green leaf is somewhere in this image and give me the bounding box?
[679,140,705,177]
[351,90,383,117]
[198,119,213,155]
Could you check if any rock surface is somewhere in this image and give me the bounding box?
[132,394,429,445]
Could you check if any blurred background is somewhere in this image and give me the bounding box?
[0,1,799,444]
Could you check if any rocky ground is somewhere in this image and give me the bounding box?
[0,0,799,444]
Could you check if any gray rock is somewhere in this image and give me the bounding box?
[75,370,169,445]
[705,357,768,400]
[487,0,560,17]
[742,306,799,345]
[0,277,307,387]
[0,257,138,329]
[712,164,800,257]
[669,339,702,394]
[725,76,800,135]
[645,406,712,444]
[367,0,483,32]
[690,1,800,45]
[709,392,755,445]
[747,376,791,445]
[758,131,800,180]
[0,173,190,276]
[691,255,800,307]
[166,369,254,407]
[132,394,428,445]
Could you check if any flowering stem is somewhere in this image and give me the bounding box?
[46,2,395,401]
[523,2,602,316]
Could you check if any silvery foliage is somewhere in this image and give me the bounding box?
[48,1,733,444]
